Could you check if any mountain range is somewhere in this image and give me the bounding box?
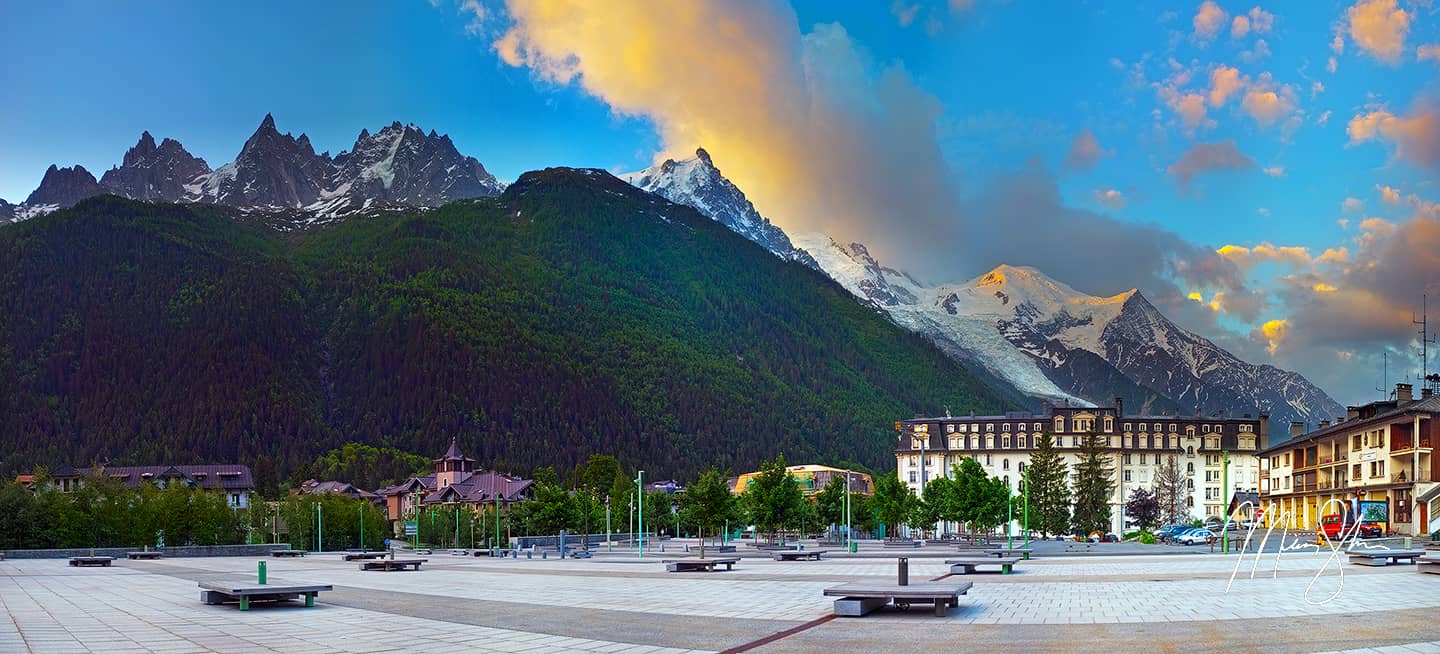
[0,115,1345,453]
[618,150,1347,431]
[0,115,503,225]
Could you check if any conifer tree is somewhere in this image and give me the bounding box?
[1025,431,1071,536]
[1071,432,1115,536]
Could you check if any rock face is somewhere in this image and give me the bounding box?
[0,199,13,223]
[622,148,818,269]
[324,121,504,211]
[99,131,211,202]
[24,164,105,209]
[194,114,332,209]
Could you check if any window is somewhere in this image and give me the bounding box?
[1370,461,1385,478]
[1055,417,1065,432]
[1352,464,1361,480]
[1002,435,1011,448]
[1018,462,1027,474]
[909,471,916,482]
[1003,475,1011,489]
[986,435,995,449]
[1002,459,1010,470]
[1139,454,1147,464]
[1123,453,1132,464]
[1124,435,1132,448]
[1123,469,1132,482]
[1169,423,1178,433]
[970,435,978,449]
[909,455,917,465]
[1202,424,1211,434]
[1187,462,1195,474]
[1187,479,1194,490]
[1124,422,1132,432]
[949,437,961,449]
[1019,435,1028,449]
[1105,416,1114,432]
[1353,434,1362,450]
[1002,423,1011,432]
[946,424,955,433]
[1186,446,1195,457]
[987,423,995,432]
[985,454,993,466]
[1186,426,1196,437]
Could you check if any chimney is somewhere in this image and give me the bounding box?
[1318,419,1330,429]
[1424,387,1434,400]
[1290,421,1304,438]
[1396,383,1413,404]
[1114,397,1124,418]
[1346,406,1360,421]
[1258,414,1270,450]
[1042,399,1052,416]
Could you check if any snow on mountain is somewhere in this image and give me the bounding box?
[189,113,331,209]
[622,148,818,269]
[321,121,504,215]
[23,164,106,210]
[792,233,1346,428]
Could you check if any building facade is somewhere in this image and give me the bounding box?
[1258,383,1438,536]
[375,440,534,536]
[730,464,874,497]
[47,464,254,508]
[896,399,1267,535]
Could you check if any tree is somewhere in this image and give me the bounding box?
[739,455,805,542]
[815,474,847,530]
[517,481,578,535]
[678,468,738,558]
[1153,454,1186,526]
[1071,432,1115,536]
[917,475,952,536]
[1025,431,1071,537]
[871,472,914,537]
[1125,487,1160,531]
[301,443,428,491]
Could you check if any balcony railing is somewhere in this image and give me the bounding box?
[1392,437,1433,453]
[1295,482,1318,492]
[1317,479,1349,491]
[1392,471,1434,483]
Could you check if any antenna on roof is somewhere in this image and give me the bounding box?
[1415,294,1436,395]
[1376,351,1388,401]
[944,405,952,419]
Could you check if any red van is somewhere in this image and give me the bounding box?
[1319,513,1383,539]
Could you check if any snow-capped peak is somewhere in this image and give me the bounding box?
[621,148,817,269]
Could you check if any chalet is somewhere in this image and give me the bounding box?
[376,440,534,534]
[47,464,254,508]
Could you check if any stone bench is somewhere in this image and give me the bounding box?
[947,556,1021,575]
[984,547,1032,560]
[271,550,307,558]
[360,558,426,571]
[686,544,736,554]
[69,556,114,567]
[341,552,388,561]
[882,540,922,549]
[1417,555,1440,575]
[772,550,828,561]
[126,551,163,560]
[823,581,973,617]
[1348,549,1425,566]
[199,579,333,611]
[663,557,740,572]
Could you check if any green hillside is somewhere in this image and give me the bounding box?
[0,169,1016,480]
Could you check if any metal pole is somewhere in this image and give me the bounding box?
[360,505,364,552]
[1221,450,1230,554]
[844,469,851,551]
[318,503,323,553]
[1024,473,1030,548]
[637,470,645,558]
[606,497,612,552]
[1007,484,1014,550]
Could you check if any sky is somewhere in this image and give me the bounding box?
[1,0,1437,405]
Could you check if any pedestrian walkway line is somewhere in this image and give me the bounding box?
[719,614,836,653]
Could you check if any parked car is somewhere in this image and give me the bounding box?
[1101,533,1120,543]
[1319,513,1384,540]
[1176,528,1215,545]
[1155,525,1184,542]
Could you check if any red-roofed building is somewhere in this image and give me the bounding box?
[376,439,534,534]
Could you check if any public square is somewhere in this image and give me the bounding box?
[3,542,1439,654]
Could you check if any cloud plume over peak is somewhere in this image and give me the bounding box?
[490,0,963,275]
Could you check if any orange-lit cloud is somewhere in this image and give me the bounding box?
[1240,74,1297,127]
[1377,184,1401,204]
[1064,129,1112,171]
[1208,65,1244,107]
[1168,141,1255,188]
[1193,1,1228,44]
[491,0,963,267]
[1216,242,1313,270]
[1348,101,1440,170]
[1257,318,1288,354]
[1344,0,1411,64]
[1421,44,1440,63]
[1092,188,1126,209]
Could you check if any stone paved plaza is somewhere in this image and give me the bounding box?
[3,546,1439,653]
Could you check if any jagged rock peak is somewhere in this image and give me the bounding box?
[25,164,104,208]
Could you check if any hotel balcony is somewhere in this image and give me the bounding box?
[1391,436,1433,454]
[1317,479,1349,491]
[1294,481,1318,492]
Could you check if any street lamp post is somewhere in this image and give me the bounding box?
[1023,474,1030,548]
[359,505,364,552]
[1006,484,1014,551]
[605,496,612,552]
[1221,449,1230,554]
[636,470,645,558]
[844,469,852,551]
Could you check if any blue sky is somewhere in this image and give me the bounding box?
[2,0,1438,403]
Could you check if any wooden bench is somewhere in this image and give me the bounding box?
[126,551,163,560]
[663,557,740,572]
[1417,554,1440,575]
[772,550,828,561]
[823,581,972,617]
[69,556,113,567]
[1347,549,1425,566]
[199,579,333,611]
[341,552,388,561]
[947,556,1021,575]
[1064,542,1096,552]
[360,558,426,571]
[984,547,1032,560]
[271,550,307,558]
[688,544,736,554]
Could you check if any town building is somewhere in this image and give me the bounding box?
[1258,383,1438,536]
[896,399,1267,535]
[296,479,382,505]
[45,464,254,508]
[375,440,534,536]
[730,464,874,497]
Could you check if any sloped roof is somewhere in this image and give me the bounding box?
[52,464,253,491]
[433,438,475,464]
[1261,395,1440,454]
[419,470,533,505]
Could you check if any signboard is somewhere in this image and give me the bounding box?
[1360,451,1377,462]
[404,521,417,536]
[1359,500,1388,524]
